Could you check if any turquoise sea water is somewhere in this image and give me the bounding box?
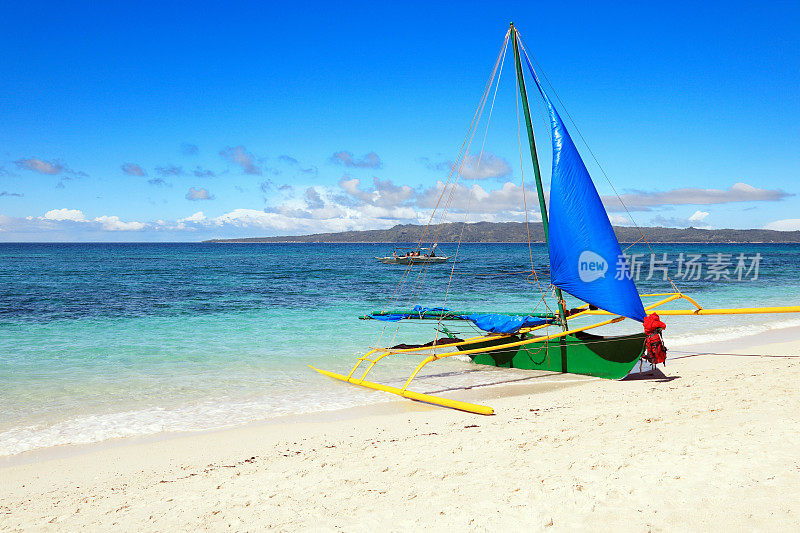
[2,242,799,456]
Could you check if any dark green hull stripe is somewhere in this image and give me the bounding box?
[462,331,646,380]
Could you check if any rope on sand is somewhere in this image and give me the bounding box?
[669,350,800,360]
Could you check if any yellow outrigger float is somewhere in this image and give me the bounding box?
[312,24,800,414]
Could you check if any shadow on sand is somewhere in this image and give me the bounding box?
[622,367,679,383]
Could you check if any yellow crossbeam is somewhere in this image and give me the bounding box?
[657,306,800,315]
[420,315,626,359]
[576,293,686,317]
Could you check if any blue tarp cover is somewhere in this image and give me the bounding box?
[369,306,453,322]
[369,306,551,334]
[460,313,549,334]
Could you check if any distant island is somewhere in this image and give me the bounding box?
[203,222,800,244]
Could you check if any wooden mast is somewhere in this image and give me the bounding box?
[510,23,568,329]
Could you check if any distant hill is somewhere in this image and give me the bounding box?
[203,222,800,244]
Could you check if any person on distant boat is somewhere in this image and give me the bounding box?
[429,249,436,257]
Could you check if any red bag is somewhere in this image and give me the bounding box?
[643,313,667,365]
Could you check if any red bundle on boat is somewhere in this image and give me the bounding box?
[643,313,667,365]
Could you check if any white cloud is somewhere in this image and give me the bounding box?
[603,182,790,212]
[9,171,790,240]
[178,211,206,223]
[220,146,261,175]
[181,143,199,156]
[608,214,632,225]
[764,219,800,231]
[0,210,149,235]
[649,214,710,228]
[15,158,63,175]
[93,216,146,231]
[459,153,511,180]
[417,180,542,215]
[422,152,511,180]
[121,163,146,176]
[356,204,419,220]
[688,210,710,223]
[186,187,214,201]
[167,183,423,235]
[338,176,415,207]
[648,210,711,228]
[212,209,295,230]
[155,165,184,177]
[15,158,86,178]
[330,151,382,169]
[43,208,87,222]
[304,187,324,209]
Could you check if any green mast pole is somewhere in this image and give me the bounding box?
[510,23,568,329]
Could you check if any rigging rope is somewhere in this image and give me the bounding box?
[439,31,510,316]
[513,42,553,319]
[411,31,510,309]
[374,30,512,350]
[515,42,536,278]
[669,350,800,360]
[387,31,509,279]
[415,30,511,253]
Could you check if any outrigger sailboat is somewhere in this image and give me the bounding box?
[376,245,449,265]
[312,24,800,415]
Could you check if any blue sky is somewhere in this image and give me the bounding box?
[1,1,798,241]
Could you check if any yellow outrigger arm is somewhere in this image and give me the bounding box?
[312,293,800,415]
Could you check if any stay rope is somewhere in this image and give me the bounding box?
[436,30,510,326]
[513,39,553,319]
[373,30,511,349]
[408,31,509,307]
[426,32,510,251]
[669,350,800,359]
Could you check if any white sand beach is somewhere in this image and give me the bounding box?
[2,331,799,532]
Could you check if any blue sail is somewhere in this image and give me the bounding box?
[522,54,646,322]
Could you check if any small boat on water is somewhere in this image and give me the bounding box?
[376,246,449,265]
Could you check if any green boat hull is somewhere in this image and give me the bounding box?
[460,331,646,380]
